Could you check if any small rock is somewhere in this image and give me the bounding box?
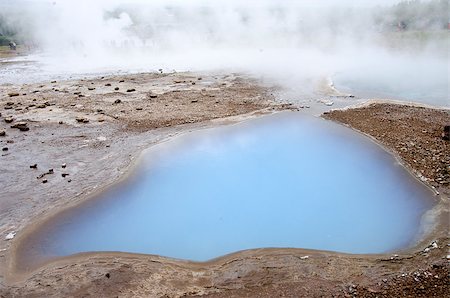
[191,99,199,103]
[126,88,136,92]
[300,256,309,260]
[6,102,14,106]
[59,121,63,124]
[42,179,48,184]
[114,87,119,91]
[11,122,29,131]
[48,169,54,174]
[2,147,8,151]
[119,80,124,83]
[105,83,111,86]
[105,273,110,278]
[4,117,14,123]
[30,164,37,169]
[61,173,69,178]
[88,87,95,91]
[62,163,67,168]
[75,117,89,123]
[5,232,16,240]
[0,130,5,137]
[36,104,46,109]
[149,94,157,99]
[8,92,19,97]
[114,99,122,104]
[443,126,450,141]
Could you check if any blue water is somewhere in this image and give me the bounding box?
[27,113,434,262]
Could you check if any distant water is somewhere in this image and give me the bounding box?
[22,113,435,263]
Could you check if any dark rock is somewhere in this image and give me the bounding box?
[75,117,89,123]
[114,99,122,104]
[6,102,14,106]
[2,147,8,151]
[105,83,111,86]
[4,106,12,110]
[4,117,14,123]
[119,80,124,83]
[105,273,110,279]
[42,179,48,184]
[88,87,95,91]
[8,92,19,97]
[73,92,81,95]
[149,94,157,99]
[11,122,29,131]
[30,164,37,169]
[61,173,69,178]
[126,88,136,92]
[48,169,54,174]
[191,99,199,103]
[114,87,120,91]
[62,163,67,168]
[443,126,450,141]
[0,130,5,136]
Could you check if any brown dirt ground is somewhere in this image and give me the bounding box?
[0,78,449,298]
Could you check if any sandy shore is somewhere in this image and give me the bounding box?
[0,73,449,297]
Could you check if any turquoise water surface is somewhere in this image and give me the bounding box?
[26,113,435,262]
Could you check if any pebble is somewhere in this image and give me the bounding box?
[4,117,14,123]
[114,87,119,91]
[30,164,37,169]
[8,92,19,97]
[126,88,136,92]
[62,163,67,168]
[0,130,5,137]
[5,232,16,240]
[75,117,89,123]
[2,147,8,151]
[11,122,29,131]
[114,99,122,104]
[88,87,95,91]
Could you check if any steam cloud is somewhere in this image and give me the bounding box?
[0,0,448,105]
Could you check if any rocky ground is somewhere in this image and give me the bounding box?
[0,74,448,298]
[323,103,450,195]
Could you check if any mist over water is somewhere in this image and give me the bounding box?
[1,0,449,105]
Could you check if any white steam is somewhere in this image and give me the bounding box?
[1,0,448,106]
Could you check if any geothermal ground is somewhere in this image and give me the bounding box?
[0,72,449,297]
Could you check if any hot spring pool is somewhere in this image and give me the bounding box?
[22,113,435,262]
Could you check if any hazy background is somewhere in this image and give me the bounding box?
[0,0,448,106]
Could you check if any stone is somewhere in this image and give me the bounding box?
[114,87,119,91]
[62,173,69,178]
[6,102,14,106]
[8,92,19,97]
[126,88,136,92]
[11,122,29,131]
[62,163,67,168]
[0,130,5,137]
[42,179,48,184]
[88,87,95,91]
[114,99,122,104]
[149,94,158,99]
[75,117,89,123]
[5,232,16,240]
[191,99,199,103]
[2,147,8,151]
[4,117,14,123]
[105,83,111,86]
[119,80,124,83]
[443,125,450,141]
[36,104,46,108]
[30,164,37,169]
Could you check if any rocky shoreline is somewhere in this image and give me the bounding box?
[0,73,449,297]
